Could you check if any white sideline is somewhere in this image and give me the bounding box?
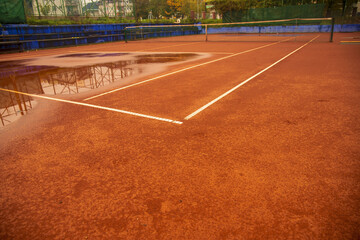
[184,35,320,120]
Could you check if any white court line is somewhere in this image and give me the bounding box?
[0,88,183,125]
[84,38,294,101]
[184,35,319,120]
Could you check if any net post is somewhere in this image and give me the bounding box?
[205,24,208,42]
[124,28,127,43]
[330,17,335,42]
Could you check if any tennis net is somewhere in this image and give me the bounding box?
[124,18,335,43]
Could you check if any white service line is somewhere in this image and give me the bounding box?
[83,38,294,101]
[184,35,319,120]
[0,88,183,125]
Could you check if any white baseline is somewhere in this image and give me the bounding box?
[0,88,183,125]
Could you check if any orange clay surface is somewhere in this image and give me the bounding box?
[0,33,359,239]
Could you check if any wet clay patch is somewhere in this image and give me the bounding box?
[0,52,198,127]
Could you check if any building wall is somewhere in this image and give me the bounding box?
[98,0,133,17]
[32,0,82,16]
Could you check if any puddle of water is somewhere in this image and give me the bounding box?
[0,52,197,127]
[135,53,198,64]
[56,53,129,58]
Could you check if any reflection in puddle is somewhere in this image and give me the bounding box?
[56,53,129,58]
[0,83,35,127]
[0,52,197,126]
[136,53,197,64]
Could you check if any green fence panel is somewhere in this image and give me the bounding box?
[0,0,27,24]
[224,4,326,23]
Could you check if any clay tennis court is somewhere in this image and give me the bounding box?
[0,32,359,239]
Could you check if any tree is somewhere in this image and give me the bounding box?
[133,0,150,21]
[324,0,359,17]
[148,0,169,18]
[209,0,244,15]
[165,0,182,16]
[179,0,192,18]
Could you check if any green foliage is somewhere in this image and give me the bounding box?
[324,0,359,17]
[180,18,198,23]
[209,0,359,16]
[25,16,222,26]
[139,18,175,24]
[133,0,151,22]
[208,0,243,15]
[25,0,359,26]
[27,18,73,25]
[199,19,222,24]
[26,17,181,25]
[148,0,170,18]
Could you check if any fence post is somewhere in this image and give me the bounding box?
[205,24,208,42]
[124,28,127,43]
[330,17,335,42]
